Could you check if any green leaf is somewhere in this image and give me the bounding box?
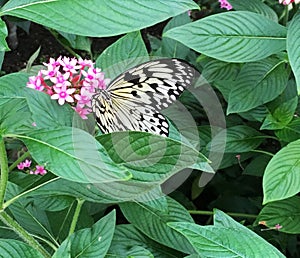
[11,127,131,183]
[229,0,278,21]
[263,139,300,204]
[96,31,148,79]
[0,239,44,258]
[53,210,116,258]
[208,125,264,153]
[0,97,32,134]
[200,57,240,83]
[287,11,300,94]
[261,97,298,130]
[243,155,271,177]
[1,0,198,37]
[257,196,300,234]
[6,183,53,239]
[168,210,285,257]
[108,224,183,258]
[164,11,286,62]
[120,197,195,254]
[58,31,91,52]
[227,58,288,113]
[275,118,300,142]
[98,131,210,182]
[0,72,73,128]
[160,12,191,59]
[0,18,9,51]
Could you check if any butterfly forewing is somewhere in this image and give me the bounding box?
[92,58,196,136]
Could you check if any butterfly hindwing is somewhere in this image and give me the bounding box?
[92,58,196,136]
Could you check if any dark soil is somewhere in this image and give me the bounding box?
[2,22,120,73]
[2,21,168,74]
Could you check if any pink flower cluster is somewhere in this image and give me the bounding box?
[17,159,47,175]
[27,56,109,119]
[219,0,232,10]
[279,0,300,4]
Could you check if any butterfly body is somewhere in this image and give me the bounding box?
[92,59,196,137]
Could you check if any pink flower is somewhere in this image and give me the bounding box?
[23,159,32,168]
[51,85,75,105]
[35,165,47,175]
[26,56,109,120]
[73,104,92,119]
[43,57,61,69]
[279,0,300,4]
[78,58,94,69]
[75,88,92,106]
[27,74,44,91]
[59,56,81,73]
[50,71,71,87]
[219,0,232,10]
[17,159,32,170]
[17,162,25,170]
[41,65,60,80]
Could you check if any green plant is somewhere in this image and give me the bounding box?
[0,0,299,257]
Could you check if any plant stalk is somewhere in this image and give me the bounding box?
[68,198,85,236]
[0,137,9,208]
[0,211,51,258]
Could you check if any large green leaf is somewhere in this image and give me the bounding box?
[0,97,32,134]
[120,197,195,254]
[256,196,300,234]
[227,58,288,113]
[160,12,191,59]
[0,239,44,258]
[108,224,183,257]
[98,131,210,182]
[53,210,115,258]
[164,11,286,62]
[287,11,300,94]
[1,0,198,37]
[263,139,300,204]
[96,31,148,79]
[228,0,278,21]
[275,118,300,142]
[0,18,9,51]
[169,210,285,257]
[9,127,131,184]
[5,183,53,240]
[261,97,298,130]
[0,72,73,128]
[207,125,264,153]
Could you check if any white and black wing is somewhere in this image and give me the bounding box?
[92,58,196,136]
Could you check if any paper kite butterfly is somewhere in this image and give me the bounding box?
[91,58,196,137]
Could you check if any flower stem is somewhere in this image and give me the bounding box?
[188,210,257,219]
[0,211,51,258]
[8,151,30,172]
[0,137,9,208]
[68,198,85,236]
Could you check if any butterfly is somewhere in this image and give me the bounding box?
[91,58,196,137]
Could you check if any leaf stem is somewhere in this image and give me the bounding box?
[0,211,51,258]
[188,210,257,219]
[3,177,60,209]
[0,137,9,208]
[250,149,274,157]
[68,198,85,236]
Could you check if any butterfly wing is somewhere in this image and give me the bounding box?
[92,59,196,136]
